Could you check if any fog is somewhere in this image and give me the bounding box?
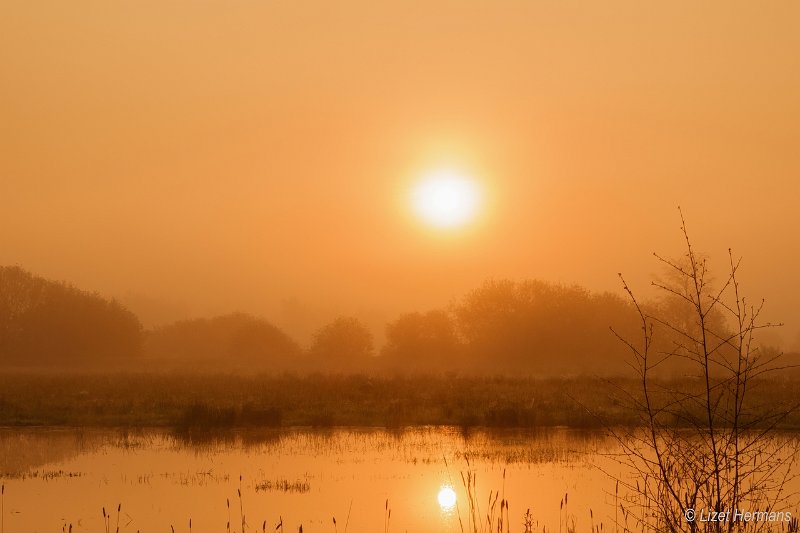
[2,0,799,349]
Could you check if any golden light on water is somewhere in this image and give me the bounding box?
[437,485,457,510]
[411,169,481,229]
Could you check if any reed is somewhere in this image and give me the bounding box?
[344,499,352,533]
[238,475,246,533]
[384,498,391,533]
[458,463,514,533]
[16,483,800,533]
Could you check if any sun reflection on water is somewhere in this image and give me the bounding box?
[438,484,457,511]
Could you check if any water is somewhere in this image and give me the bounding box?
[0,427,701,532]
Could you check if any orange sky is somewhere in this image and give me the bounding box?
[2,1,799,347]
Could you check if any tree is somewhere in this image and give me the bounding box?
[0,266,142,367]
[309,317,374,370]
[453,279,637,375]
[382,310,461,373]
[145,313,300,370]
[611,212,799,533]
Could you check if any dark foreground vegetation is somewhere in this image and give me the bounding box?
[1,373,799,430]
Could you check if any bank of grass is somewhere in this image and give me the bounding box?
[0,373,798,430]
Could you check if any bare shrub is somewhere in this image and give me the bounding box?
[611,211,800,533]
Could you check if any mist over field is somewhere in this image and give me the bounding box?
[2,2,800,532]
[3,2,800,353]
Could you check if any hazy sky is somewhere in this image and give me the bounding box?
[2,1,799,347]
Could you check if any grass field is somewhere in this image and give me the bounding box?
[0,373,798,430]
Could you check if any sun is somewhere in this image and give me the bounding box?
[411,169,481,229]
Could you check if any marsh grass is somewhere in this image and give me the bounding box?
[459,466,510,533]
[1,373,798,430]
[452,464,607,533]
[2,481,796,533]
[254,477,311,494]
[1,469,82,480]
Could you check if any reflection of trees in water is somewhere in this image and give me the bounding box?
[0,428,94,476]
[173,426,619,466]
[0,426,620,481]
[0,428,163,476]
[170,427,286,450]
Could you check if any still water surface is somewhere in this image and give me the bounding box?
[1,427,624,532]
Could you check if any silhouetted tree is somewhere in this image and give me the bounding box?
[145,313,300,371]
[453,279,638,375]
[0,266,142,367]
[612,212,798,533]
[382,310,461,373]
[309,317,374,371]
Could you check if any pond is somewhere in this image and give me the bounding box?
[0,427,626,533]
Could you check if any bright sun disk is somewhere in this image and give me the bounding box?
[411,170,480,228]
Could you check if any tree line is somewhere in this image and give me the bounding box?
[0,265,776,376]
